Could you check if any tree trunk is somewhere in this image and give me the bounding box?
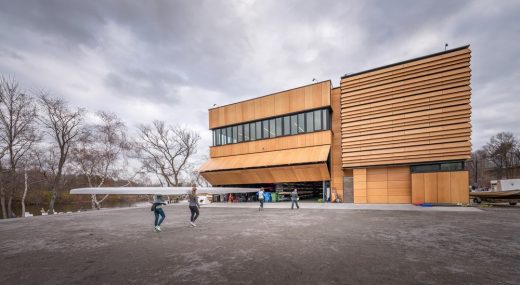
[48,171,62,214]
[96,194,110,209]
[6,168,16,218]
[21,167,28,218]
[0,195,6,219]
[49,154,65,214]
[48,181,59,214]
[91,194,97,210]
[7,195,15,218]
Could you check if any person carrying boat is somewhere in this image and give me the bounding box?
[188,185,200,227]
[151,194,166,232]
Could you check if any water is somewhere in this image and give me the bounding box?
[6,201,150,218]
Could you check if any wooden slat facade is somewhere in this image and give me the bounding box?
[201,163,330,185]
[340,47,472,167]
[200,145,330,172]
[210,131,331,158]
[209,81,331,129]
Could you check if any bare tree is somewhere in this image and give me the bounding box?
[189,169,211,187]
[134,121,200,186]
[71,111,129,209]
[185,156,211,187]
[467,149,488,188]
[0,161,7,219]
[0,77,39,218]
[483,132,519,179]
[38,94,83,214]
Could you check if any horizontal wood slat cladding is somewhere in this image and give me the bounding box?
[209,81,331,129]
[330,88,344,202]
[200,145,330,172]
[201,163,330,185]
[353,166,411,204]
[411,171,469,204]
[210,131,331,158]
[340,48,472,167]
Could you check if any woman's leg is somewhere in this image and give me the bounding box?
[189,206,196,222]
[158,208,166,226]
[193,207,199,222]
[154,210,159,226]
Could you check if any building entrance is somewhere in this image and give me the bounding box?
[211,182,326,202]
[273,182,324,201]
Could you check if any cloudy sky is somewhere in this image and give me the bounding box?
[1,0,519,163]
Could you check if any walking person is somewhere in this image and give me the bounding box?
[258,187,265,211]
[189,186,200,227]
[291,188,300,210]
[151,194,166,232]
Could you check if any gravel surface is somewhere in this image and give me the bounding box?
[1,204,519,284]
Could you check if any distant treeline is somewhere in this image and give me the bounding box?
[468,132,520,188]
[0,75,205,219]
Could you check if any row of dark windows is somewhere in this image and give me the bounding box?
[212,108,330,146]
[410,162,465,173]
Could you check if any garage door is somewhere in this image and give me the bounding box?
[353,166,411,204]
[411,171,469,204]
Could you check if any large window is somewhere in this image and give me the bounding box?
[250,122,256,141]
[322,109,330,130]
[256,121,262,140]
[232,126,238,143]
[269,119,276,138]
[237,125,243,142]
[306,111,314,133]
[283,116,290,135]
[226,127,232,144]
[211,108,331,146]
[244,124,250,141]
[262,120,269,139]
[290,115,298,135]
[314,110,322,131]
[411,162,465,173]
[275,117,282,137]
[297,113,305,134]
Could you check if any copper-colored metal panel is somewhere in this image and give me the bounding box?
[200,145,330,172]
[200,163,330,185]
[437,172,451,203]
[424,173,438,203]
[450,171,469,203]
[330,87,344,202]
[411,173,425,204]
[208,81,331,129]
[210,131,331,158]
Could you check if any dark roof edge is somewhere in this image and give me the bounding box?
[341,45,470,79]
[209,80,332,110]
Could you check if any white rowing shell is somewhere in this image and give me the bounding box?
[70,187,260,195]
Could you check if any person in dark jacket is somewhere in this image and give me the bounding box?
[258,187,265,211]
[291,189,300,210]
[151,195,166,232]
[188,186,200,227]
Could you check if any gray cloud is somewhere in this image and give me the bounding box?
[0,0,519,158]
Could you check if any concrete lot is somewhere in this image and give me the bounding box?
[1,204,519,285]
